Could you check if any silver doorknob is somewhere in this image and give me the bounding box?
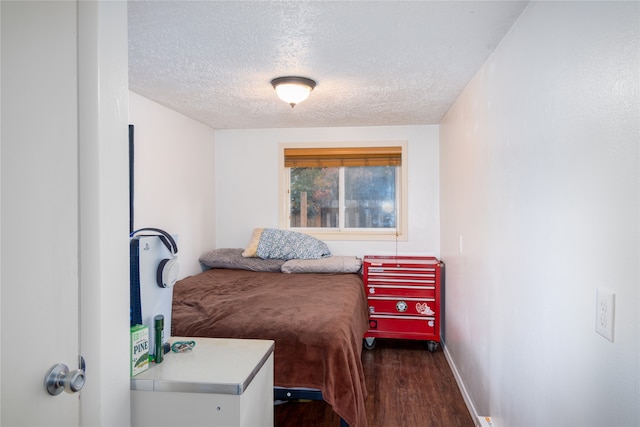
[45,357,86,396]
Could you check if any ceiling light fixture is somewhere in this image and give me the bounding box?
[271,76,316,108]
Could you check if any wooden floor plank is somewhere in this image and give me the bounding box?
[275,339,474,427]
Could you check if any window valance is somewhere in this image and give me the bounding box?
[284,146,402,168]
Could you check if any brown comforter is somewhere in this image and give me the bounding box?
[171,268,370,427]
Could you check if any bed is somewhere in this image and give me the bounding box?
[171,247,370,427]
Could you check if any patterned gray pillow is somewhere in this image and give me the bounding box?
[256,228,331,260]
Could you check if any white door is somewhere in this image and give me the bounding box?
[2,2,130,425]
[2,2,82,425]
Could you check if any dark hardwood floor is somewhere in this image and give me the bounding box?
[275,339,475,427]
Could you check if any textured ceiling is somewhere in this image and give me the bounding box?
[128,1,529,130]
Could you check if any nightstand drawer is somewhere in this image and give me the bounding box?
[368,296,437,317]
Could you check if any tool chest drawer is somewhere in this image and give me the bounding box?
[365,284,436,299]
[368,315,437,337]
[362,256,443,352]
[367,296,437,316]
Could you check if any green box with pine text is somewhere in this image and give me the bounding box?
[130,324,149,376]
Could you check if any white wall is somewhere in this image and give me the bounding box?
[440,2,639,426]
[129,92,216,278]
[214,125,440,258]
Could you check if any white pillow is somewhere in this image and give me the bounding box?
[281,256,362,274]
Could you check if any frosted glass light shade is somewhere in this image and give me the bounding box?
[271,76,316,107]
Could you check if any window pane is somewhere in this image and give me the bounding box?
[344,166,396,228]
[290,167,339,228]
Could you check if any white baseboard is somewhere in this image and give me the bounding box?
[442,342,485,427]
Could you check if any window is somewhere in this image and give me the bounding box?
[279,142,408,241]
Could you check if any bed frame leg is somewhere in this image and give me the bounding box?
[340,418,349,427]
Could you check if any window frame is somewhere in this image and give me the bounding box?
[278,141,408,241]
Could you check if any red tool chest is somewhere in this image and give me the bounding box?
[362,256,443,352]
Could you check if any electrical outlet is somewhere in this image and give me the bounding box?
[596,288,615,342]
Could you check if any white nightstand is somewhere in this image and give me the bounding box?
[131,337,274,427]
